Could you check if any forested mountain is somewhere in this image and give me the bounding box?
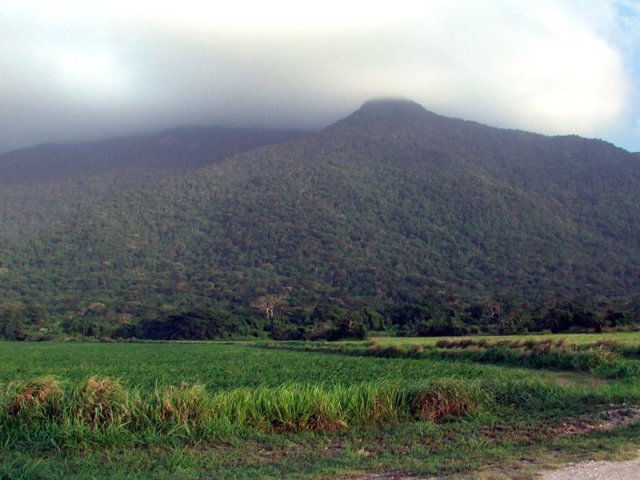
[1,99,639,338]
[0,127,307,244]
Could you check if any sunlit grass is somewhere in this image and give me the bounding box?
[371,331,640,346]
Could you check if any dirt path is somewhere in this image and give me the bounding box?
[541,458,640,479]
[350,459,640,480]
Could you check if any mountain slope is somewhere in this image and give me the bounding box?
[0,127,308,245]
[1,100,639,332]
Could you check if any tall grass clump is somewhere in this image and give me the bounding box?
[3,376,64,424]
[0,377,486,449]
[408,380,485,422]
[74,376,131,429]
[205,383,416,432]
[489,378,567,412]
[141,383,209,433]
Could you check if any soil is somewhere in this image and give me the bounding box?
[540,457,640,479]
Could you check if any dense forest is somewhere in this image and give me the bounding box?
[1,100,639,340]
[0,126,307,245]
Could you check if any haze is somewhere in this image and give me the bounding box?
[1,0,639,154]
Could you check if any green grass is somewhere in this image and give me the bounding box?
[372,331,640,346]
[0,341,579,389]
[1,377,486,448]
[261,335,640,379]
[2,335,640,479]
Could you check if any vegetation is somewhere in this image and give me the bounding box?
[1,291,639,342]
[0,126,306,246]
[1,376,483,447]
[2,336,640,478]
[262,336,640,379]
[2,100,640,477]
[1,100,639,340]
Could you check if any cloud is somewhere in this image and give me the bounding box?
[0,0,637,152]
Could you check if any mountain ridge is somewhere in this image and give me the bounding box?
[0,125,309,185]
[0,126,309,245]
[1,99,639,338]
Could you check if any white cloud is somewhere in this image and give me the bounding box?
[0,0,637,151]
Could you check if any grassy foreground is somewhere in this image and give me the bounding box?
[2,334,640,479]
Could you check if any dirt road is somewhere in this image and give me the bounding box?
[541,458,640,479]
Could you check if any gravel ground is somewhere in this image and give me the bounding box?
[349,458,640,480]
[541,458,640,479]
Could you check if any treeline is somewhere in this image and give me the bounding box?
[1,296,638,341]
[385,296,640,336]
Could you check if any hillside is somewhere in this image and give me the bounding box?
[1,99,639,337]
[0,127,307,245]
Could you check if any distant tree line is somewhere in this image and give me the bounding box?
[1,295,639,341]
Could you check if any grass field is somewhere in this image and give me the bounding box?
[372,331,640,346]
[0,341,595,388]
[2,333,640,479]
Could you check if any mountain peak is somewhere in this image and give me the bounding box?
[326,98,436,131]
[359,97,426,112]
[354,98,431,122]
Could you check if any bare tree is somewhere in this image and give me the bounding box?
[253,294,288,319]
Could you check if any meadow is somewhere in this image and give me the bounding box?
[2,334,640,479]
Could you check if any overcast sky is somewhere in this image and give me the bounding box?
[1,0,639,154]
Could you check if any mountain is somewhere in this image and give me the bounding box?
[0,126,308,245]
[1,99,639,337]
